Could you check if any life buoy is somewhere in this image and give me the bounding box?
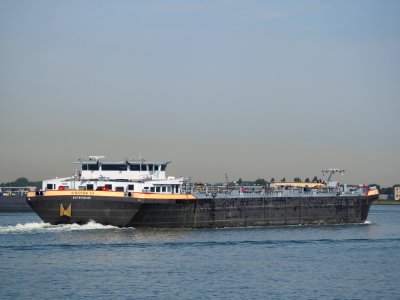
[102,186,109,191]
[58,186,65,191]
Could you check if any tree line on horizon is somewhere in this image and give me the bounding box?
[0,177,42,189]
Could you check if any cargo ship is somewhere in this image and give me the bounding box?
[26,157,378,228]
[0,187,36,212]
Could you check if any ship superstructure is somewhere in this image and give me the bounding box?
[43,156,184,195]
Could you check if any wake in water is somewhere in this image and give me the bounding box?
[0,221,118,234]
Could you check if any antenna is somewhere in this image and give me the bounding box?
[89,155,105,161]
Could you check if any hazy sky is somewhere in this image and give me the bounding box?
[1,0,399,186]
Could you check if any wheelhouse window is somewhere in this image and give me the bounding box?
[161,164,166,171]
[141,164,147,171]
[154,165,159,171]
[148,164,153,171]
[88,164,99,171]
[101,164,127,171]
[82,164,99,171]
[130,164,140,171]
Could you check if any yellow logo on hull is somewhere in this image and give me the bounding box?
[60,204,72,217]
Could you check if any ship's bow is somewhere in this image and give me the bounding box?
[361,189,379,222]
[26,191,142,227]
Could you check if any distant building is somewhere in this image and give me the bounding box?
[395,186,400,201]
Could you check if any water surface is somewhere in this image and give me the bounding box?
[1,206,399,299]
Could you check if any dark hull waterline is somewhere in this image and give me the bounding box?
[27,194,377,228]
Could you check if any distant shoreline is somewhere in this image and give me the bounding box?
[373,200,400,205]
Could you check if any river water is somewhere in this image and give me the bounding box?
[1,205,399,299]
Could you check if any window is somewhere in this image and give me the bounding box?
[82,164,99,171]
[161,164,166,171]
[46,183,54,190]
[105,184,112,190]
[130,164,140,171]
[162,187,166,192]
[101,164,127,171]
[150,187,155,192]
[88,164,99,171]
[148,164,153,171]
[141,164,147,171]
[128,184,134,191]
[167,186,171,193]
[78,186,86,190]
[115,187,124,192]
[154,165,159,171]
[156,187,160,193]
[87,184,94,190]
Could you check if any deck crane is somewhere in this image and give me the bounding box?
[322,169,345,182]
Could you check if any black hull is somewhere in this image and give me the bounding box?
[129,195,376,228]
[27,196,142,227]
[27,194,377,228]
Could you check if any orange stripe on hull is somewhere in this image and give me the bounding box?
[28,190,125,197]
[27,190,196,201]
[27,191,36,197]
[367,189,379,197]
